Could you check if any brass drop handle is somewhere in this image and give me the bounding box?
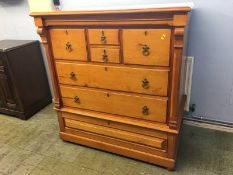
[66,42,72,52]
[101,31,107,44]
[70,72,76,80]
[142,78,149,89]
[142,106,149,115]
[142,44,150,56]
[102,49,108,62]
[74,96,80,103]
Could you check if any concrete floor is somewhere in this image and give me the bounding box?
[0,104,232,175]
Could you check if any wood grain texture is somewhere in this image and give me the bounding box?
[37,26,61,109]
[168,27,186,130]
[123,29,171,66]
[59,107,178,134]
[61,110,168,139]
[0,40,51,119]
[56,62,169,96]
[60,86,167,123]
[30,7,191,16]
[90,46,120,63]
[50,29,87,61]
[65,118,166,149]
[31,7,191,169]
[60,131,175,169]
[88,29,119,45]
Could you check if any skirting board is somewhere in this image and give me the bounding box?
[183,118,233,133]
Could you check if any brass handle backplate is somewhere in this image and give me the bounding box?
[74,96,80,103]
[142,78,149,89]
[66,42,72,52]
[102,49,108,62]
[70,72,76,80]
[142,106,149,115]
[142,44,150,56]
[101,31,107,44]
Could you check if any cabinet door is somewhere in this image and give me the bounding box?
[0,59,17,109]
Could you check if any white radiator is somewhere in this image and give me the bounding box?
[184,56,194,111]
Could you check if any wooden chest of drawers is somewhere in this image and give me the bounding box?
[31,6,191,170]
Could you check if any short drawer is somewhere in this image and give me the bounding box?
[64,118,167,149]
[60,86,167,123]
[56,62,169,96]
[88,29,119,45]
[90,46,120,63]
[123,29,171,66]
[50,29,87,61]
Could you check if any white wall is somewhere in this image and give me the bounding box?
[60,0,192,10]
[0,0,51,90]
[187,0,233,123]
[1,0,233,123]
[0,0,39,40]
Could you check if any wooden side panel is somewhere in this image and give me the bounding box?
[56,62,169,96]
[60,86,167,123]
[37,27,61,108]
[123,29,171,66]
[168,27,186,130]
[50,29,87,61]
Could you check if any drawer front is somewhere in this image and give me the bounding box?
[60,86,167,123]
[88,29,119,45]
[62,111,168,139]
[123,29,171,66]
[64,118,167,149]
[90,47,120,63]
[50,29,87,61]
[56,62,169,96]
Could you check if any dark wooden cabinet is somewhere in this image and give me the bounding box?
[0,40,51,120]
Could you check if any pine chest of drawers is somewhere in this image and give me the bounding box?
[31,6,191,170]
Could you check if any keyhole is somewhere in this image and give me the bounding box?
[105,67,108,71]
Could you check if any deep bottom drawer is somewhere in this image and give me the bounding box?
[60,130,175,169]
[58,110,179,169]
[64,118,167,150]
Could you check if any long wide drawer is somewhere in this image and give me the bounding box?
[64,118,167,150]
[60,86,167,122]
[56,62,169,96]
